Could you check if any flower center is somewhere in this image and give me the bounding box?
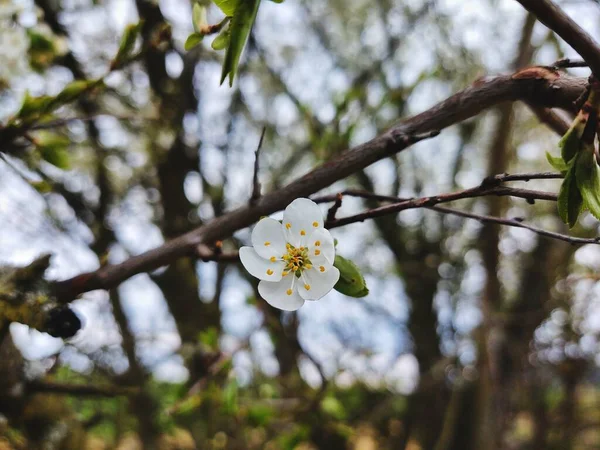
[282,244,312,276]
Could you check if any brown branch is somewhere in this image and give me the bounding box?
[325,186,558,228]
[53,71,587,301]
[319,190,600,246]
[516,0,600,75]
[527,105,571,135]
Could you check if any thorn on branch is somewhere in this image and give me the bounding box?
[326,193,343,223]
[249,127,266,207]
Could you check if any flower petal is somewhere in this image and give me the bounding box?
[298,266,340,301]
[251,217,287,259]
[258,277,305,311]
[239,247,285,281]
[307,228,335,266]
[282,198,324,246]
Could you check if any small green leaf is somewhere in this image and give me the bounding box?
[29,180,53,194]
[575,146,600,220]
[211,24,230,50]
[53,80,96,107]
[558,162,584,228]
[219,0,260,86]
[36,132,71,169]
[193,3,208,33]
[333,255,369,298]
[546,151,569,174]
[212,0,239,16]
[559,110,588,164]
[185,32,204,51]
[112,22,143,68]
[222,378,239,414]
[17,91,54,119]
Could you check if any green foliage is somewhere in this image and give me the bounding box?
[333,255,369,297]
[575,147,600,220]
[222,377,239,414]
[36,132,71,169]
[211,25,231,51]
[27,29,60,72]
[185,32,204,51]
[193,3,208,33]
[212,0,239,16]
[549,87,600,227]
[557,162,583,228]
[321,395,346,419]
[112,22,143,69]
[545,151,568,174]
[219,0,261,86]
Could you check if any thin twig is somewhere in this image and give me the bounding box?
[430,205,600,245]
[516,0,600,75]
[249,127,266,206]
[326,193,343,222]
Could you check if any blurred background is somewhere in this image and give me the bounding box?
[2,0,600,448]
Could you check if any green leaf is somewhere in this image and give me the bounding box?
[557,162,584,228]
[17,91,54,120]
[219,0,260,86]
[321,396,346,420]
[112,22,143,68]
[211,24,230,50]
[575,146,600,220]
[37,133,71,169]
[333,255,369,298]
[222,378,239,414]
[53,80,96,107]
[212,0,239,16]
[185,32,204,51]
[546,151,569,174]
[193,3,208,33]
[558,110,588,164]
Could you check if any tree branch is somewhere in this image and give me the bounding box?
[53,71,587,301]
[516,0,600,75]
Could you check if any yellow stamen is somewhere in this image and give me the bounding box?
[270,256,276,262]
[300,230,306,236]
[286,289,293,296]
[315,249,321,256]
[305,264,313,270]
[319,266,325,272]
[282,271,289,276]
[285,223,292,229]
[312,222,319,227]
[264,241,271,246]
[266,269,274,275]
[304,284,311,290]
[315,241,321,247]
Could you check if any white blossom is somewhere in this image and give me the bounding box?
[240,198,340,311]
